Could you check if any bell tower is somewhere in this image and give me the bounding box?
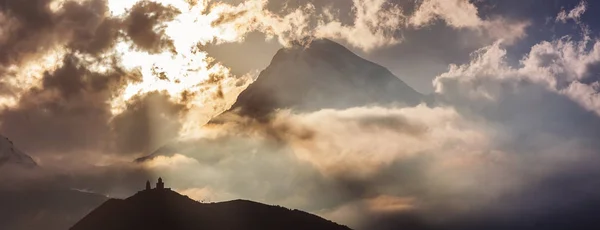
[156,177,165,189]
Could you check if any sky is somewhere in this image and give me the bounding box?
[2,0,600,229]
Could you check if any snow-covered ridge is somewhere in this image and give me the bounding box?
[0,135,37,167]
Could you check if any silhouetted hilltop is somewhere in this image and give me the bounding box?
[71,184,352,230]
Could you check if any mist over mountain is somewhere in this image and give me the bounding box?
[71,183,351,230]
[224,38,423,119]
[138,38,423,162]
[0,135,37,168]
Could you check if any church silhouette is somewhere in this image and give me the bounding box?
[144,177,171,191]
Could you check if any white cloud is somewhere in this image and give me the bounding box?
[556,1,587,23]
[435,33,600,116]
[270,106,490,178]
[314,0,406,51]
[410,0,481,28]
[142,154,199,169]
[409,0,529,44]
[207,0,529,51]
[209,0,407,51]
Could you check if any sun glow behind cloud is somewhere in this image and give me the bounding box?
[105,0,250,115]
[1,0,528,122]
[0,47,67,107]
[45,0,428,130]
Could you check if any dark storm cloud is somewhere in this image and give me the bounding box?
[124,1,181,54]
[0,0,57,66]
[0,0,181,67]
[58,0,122,55]
[41,55,88,99]
[0,0,120,66]
[0,51,185,157]
[68,16,122,55]
[0,54,118,154]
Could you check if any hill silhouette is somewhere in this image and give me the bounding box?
[70,180,352,230]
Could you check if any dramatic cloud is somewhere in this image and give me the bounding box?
[124,1,180,53]
[409,0,529,44]
[130,11,600,229]
[0,0,253,161]
[0,0,120,108]
[209,0,419,51]
[3,1,600,230]
[435,34,600,116]
[0,54,122,155]
[410,0,482,28]
[0,0,121,66]
[313,0,406,51]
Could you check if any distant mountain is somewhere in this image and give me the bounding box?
[0,189,107,230]
[225,38,423,119]
[71,186,351,230]
[137,38,423,162]
[0,135,37,168]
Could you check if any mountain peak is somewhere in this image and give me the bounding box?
[142,39,424,162]
[226,38,422,118]
[0,135,37,168]
[71,178,352,230]
[271,38,357,66]
[286,37,346,50]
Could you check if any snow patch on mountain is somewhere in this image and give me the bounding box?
[0,136,37,168]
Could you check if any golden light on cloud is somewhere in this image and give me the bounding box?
[142,153,199,169]
[0,0,421,146]
[366,195,416,213]
[280,105,490,178]
[0,47,68,107]
[103,0,254,117]
[0,0,416,112]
